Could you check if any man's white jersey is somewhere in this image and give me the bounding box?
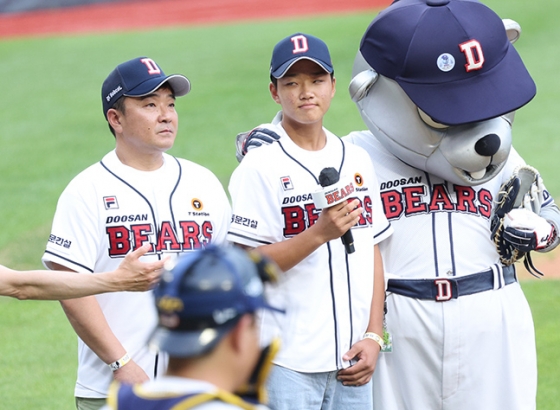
[42,150,231,398]
[228,125,392,373]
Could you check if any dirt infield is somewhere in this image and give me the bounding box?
[1,0,558,279]
[0,0,390,38]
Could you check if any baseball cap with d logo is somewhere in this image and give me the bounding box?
[359,0,536,125]
[270,33,333,79]
[102,57,191,119]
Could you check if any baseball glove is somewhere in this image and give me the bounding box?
[235,127,282,163]
[491,165,555,277]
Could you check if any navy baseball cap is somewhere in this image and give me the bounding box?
[102,57,191,119]
[149,245,284,358]
[270,33,333,79]
[359,0,536,125]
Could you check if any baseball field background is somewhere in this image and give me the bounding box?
[0,0,558,408]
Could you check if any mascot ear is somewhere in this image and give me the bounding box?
[349,50,379,102]
[349,69,378,102]
[503,18,521,44]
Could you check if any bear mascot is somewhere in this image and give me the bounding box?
[346,1,560,409]
[234,0,560,409]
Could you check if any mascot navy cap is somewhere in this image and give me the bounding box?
[149,245,283,358]
[359,0,536,125]
[270,33,333,79]
[102,57,191,119]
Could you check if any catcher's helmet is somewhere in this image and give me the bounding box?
[149,245,282,357]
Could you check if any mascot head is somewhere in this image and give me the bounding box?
[350,0,536,186]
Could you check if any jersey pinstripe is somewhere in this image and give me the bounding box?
[228,124,392,373]
[42,150,231,399]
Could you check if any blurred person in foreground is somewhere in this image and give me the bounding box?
[103,245,284,410]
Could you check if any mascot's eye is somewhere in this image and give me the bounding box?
[417,109,450,130]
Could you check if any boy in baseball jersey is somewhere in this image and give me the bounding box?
[42,57,231,410]
[227,33,392,410]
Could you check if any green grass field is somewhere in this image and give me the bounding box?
[0,0,559,408]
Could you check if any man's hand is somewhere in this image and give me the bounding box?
[110,244,165,291]
[112,359,150,384]
[337,338,380,386]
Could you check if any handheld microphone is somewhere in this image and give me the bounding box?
[317,167,355,254]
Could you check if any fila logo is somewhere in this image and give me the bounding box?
[434,279,453,302]
[281,176,294,191]
[140,58,161,75]
[290,35,309,54]
[459,40,484,72]
[104,196,119,210]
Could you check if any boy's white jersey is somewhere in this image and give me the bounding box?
[228,124,392,372]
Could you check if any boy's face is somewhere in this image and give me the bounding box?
[270,59,336,127]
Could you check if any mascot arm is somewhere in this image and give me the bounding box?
[534,203,560,252]
[235,127,282,163]
[500,168,560,253]
[492,165,559,276]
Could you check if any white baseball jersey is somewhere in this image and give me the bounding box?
[228,123,392,373]
[102,377,269,410]
[345,131,555,410]
[42,150,231,398]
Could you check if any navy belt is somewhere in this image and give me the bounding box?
[387,265,516,302]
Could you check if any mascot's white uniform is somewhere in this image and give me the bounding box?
[236,0,560,409]
[346,0,560,409]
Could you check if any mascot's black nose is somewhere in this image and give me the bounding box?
[474,134,501,156]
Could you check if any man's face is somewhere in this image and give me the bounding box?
[115,86,179,155]
[270,59,336,127]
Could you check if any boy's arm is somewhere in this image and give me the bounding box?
[337,244,385,386]
[256,199,362,272]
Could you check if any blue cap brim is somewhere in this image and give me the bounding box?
[271,57,333,79]
[149,324,233,358]
[124,74,191,98]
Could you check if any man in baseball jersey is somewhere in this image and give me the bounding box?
[1,243,162,300]
[228,33,392,410]
[102,245,283,410]
[42,57,231,410]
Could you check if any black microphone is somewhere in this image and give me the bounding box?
[318,167,355,254]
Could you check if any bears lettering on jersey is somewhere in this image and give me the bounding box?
[282,196,373,237]
[380,183,493,220]
[106,220,214,257]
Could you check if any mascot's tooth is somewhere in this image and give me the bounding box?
[470,169,486,179]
